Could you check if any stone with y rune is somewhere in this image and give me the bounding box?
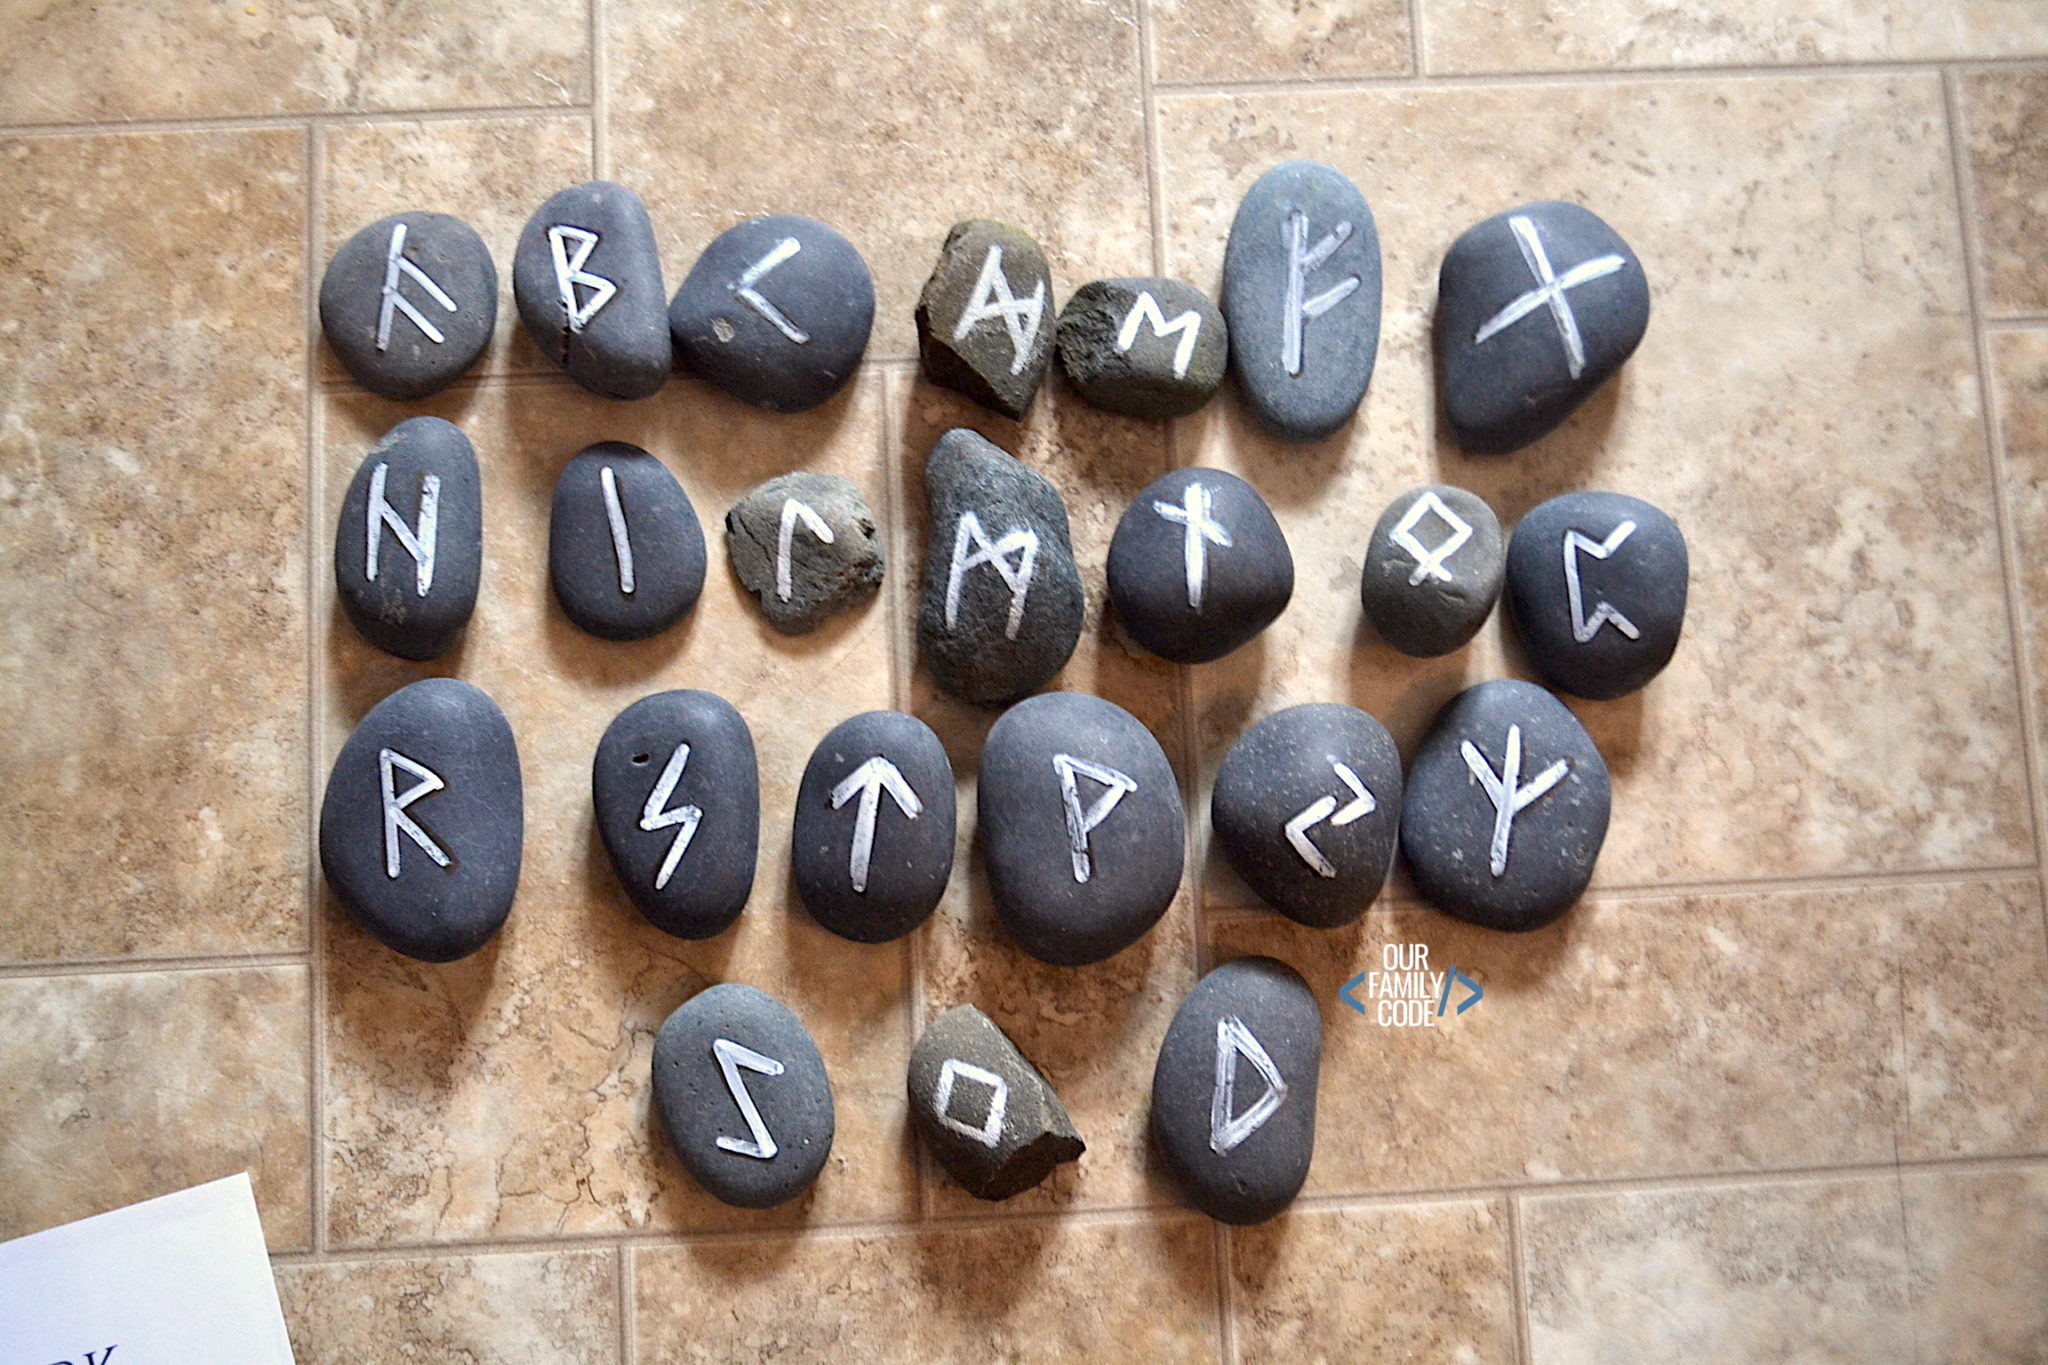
[333,415,482,662]
[909,1004,1084,1200]
[320,210,497,400]
[513,180,671,400]
[725,471,885,634]
[792,710,955,944]
[1056,277,1227,418]
[915,219,1055,419]
[549,441,706,641]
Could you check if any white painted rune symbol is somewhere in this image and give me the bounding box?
[600,465,636,595]
[1053,754,1138,885]
[365,461,440,597]
[1210,1015,1287,1156]
[1151,480,1234,613]
[1471,214,1627,381]
[944,510,1039,641]
[1563,521,1640,644]
[952,243,1046,376]
[547,225,617,334]
[733,237,809,345]
[830,756,924,895]
[932,1058,1009,1149]
[776,499,835,603]
[1391,491,1474,586]
[1460,723,1570,878]
[1283,760,1377,879]
[376,220,459,351]
[712,1037,784,1161]
[378,747,450,880]
[1117,291,1203,380]
[639,742,703,892]
[1281,209,1361,377]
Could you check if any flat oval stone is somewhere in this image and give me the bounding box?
[914,219,1054,420]
[1437,199,1650,454]
[652,983,834,1209]
[334,416,482,662]
[548,441,705,641]
[1222,160,1382,443]
[916,428,1084,706]
[978,691,1184,966]
[1360,485,1504,657]
[1107,467,1293,664]
[792,710,955,943]
[1399,679,1610,931]
[670,214,874,413]
[908,1004,1084,1201]
[1056,277,1227,418]
[320,211,497,400]
[319,678,523,963]
[513,181,671,400]
[1151,956,1320,1225]
[1505,491,1687,701]
[1210,703,1402,928]
[725,471,885,634]
[592,689,758,940]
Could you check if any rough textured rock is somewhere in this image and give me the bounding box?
[1505,490,1688,700]
[513,180,671,400]
[1107,466,1293,664]
[548,441,705,640]
[792,710,955,944]
[915,219,1055,420]
[1056,277,1227,418]
[320,210,497,400]
[334,415,482,662]
[1359,485,1504,657]
[724,471,884,634]
[908,1004,1084,1200]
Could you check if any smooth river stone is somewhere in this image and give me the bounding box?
[1359,484,1504,658]
[652,983,834,1209]
[1106,466,1293,664]
[592,689,758,940]
[1210,702,1403,928]
[1505,490,1688,701]
[320,210,497,400]
[513,180,671,400]
[1222,160,1382,443]
[1151,956,1320,1225]
[914,219,1055,420]
[334,415,482,662]
[792,710,956,944]
[916,427,1085,706]
[724,471,885,635]
[1437,199,1650,454]
[1056,277,1227,418]
[1399,679,1610,932]
[669,214,875,414]
[319,677,523,963]
[548,441,705,640]
[908,1004,1084,1200]
[978,691,1184,966]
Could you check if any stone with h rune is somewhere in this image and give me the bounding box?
[1506,490,1688,701]
[792,710,956,944]
[1107,466,1294,664]
[915,219,1056,420]
[513,181,672,400]
[1056,276,1227,418]
[725,471,884,635]
[909,1004,1084,1200]
[1436,200,1649,454]
[548,442,705,641]
[1359,484,1504,657]
[320,211,497,400]
[333,415,482,662]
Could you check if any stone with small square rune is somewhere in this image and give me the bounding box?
[908,1004,1083,1201]
[334,415,481,662]
[1360,484,1504,658]
[792,710,955,944]
[1056,276,1227,418]
[549,442,705,641]
[513,181,671,399]
[725,471,884,635]
[1107,466,1294,664]
[1436,200,1649,454]
[320,211,497,400]
[915,219,1056,420]
[1506,490,1688,701]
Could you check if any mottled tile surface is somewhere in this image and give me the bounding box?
[1993,329,2048,839]
[1902,1167,2048,1364]
[0,966,310,1250]
[1963,71,2048,318]
[0,129,308,963]
[1151,0,1412,83]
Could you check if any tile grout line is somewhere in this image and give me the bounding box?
[1987,313,2048,330]
[1213,1223,1237,1365]
[1136,0,1167,280]
[1407,0,1426,78]
[0,951,314,981]
[0,103,595,139]
[304,117,329,1262]
[1504,1193,1534,1365]
[616,1241,635,1365]
[590,0,610,179]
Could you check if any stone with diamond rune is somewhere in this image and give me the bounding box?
[334,416,482,662]
[1436,200,1649,454]
[320,211,497,400]
[1506,490,1687,700]
[908,1004,1084,1200]
[1107,466,1293,664]
[549,442,705,640]
[792,710,955,944]
[513,181,671,400]
[1360,484,1504,657]
[916,220,1056,420]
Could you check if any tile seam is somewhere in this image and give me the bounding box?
[1504,1193,1533,1365]
[304,115,329,1262]
[0,103,595,138]
[590,0,609,179]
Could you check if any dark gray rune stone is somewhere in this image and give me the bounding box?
[978,691,1184,966]
[334,415,482,662]
[1400,679,1610,932]
[1210,703,1403,929]
[914,219,1055,420]
[669,214,875,413]
[513,181,671,400]
[916,428,1084,706]
[1107,466,1293,664]
[1222,160,1382,443]
[1151,956,1320,1225]
[1056,277,1227,418]
[725,472,885,634]
[548,441,705,640]
[319,678,523,963]
[320,211,497,400]
[1436,199,1650,453]
[653,983,834,1209]
[1360,485,1505,657]
[592,690,758,940]
[908,1004,1084,1200]
[1505,491,1688,701]
[792,710,955,944]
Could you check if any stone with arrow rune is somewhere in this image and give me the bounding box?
[792,710,956,943]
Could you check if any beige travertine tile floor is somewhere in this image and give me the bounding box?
[2,2,2046,1361]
